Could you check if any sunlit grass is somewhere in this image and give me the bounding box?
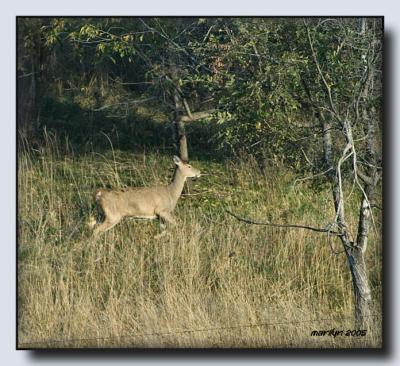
[17,134,382,348]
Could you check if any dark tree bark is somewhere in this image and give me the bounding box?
[169,63,189,163]
[17,18,44,142]
[173,91,189,163]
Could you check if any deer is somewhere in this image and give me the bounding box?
[90,155,201,238]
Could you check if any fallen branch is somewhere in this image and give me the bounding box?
[225,209,343,236]
[179,110,215,122]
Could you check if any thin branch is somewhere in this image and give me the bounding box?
[225,209,343,236]
[304,20,342,125]
[293,167,333,189]
[356,169,374,186]
[18,72,39,78]
[110,79,154,86]
[202,25,216,43]
[332,141,353,227]
[357,159,382,171]
[138,18,196,64]
[300,148,315,168]
[249,140,262,148]
[344,120,378,237]
[182,98,193,119]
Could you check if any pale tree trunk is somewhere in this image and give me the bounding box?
[347,246,373,328]
[321,116,374,329]
[352,108,376,329]
[350,27,380,328]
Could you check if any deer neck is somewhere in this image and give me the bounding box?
[168,169,186,208]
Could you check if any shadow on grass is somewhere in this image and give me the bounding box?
[19,97,228,163]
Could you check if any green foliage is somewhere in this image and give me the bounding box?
[183,19,310,164]
[19,17,382,173]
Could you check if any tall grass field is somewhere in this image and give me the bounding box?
[17,133,382,348]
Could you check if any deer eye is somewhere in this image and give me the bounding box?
[187,165,191,168]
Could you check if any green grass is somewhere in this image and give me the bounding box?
[17,134,382,348]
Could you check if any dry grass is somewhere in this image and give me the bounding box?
[17,134,382,348]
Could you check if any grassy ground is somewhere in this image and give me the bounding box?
[17,133,382,348]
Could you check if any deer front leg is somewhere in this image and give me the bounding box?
[93,216,121,238]
[154,211,176,239]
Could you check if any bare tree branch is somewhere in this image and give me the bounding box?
[292,167,333,188]
[182,98,193,119]
[356,169,374,186]
[225,209,343,236]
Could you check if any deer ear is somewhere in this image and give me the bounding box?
[173,155,182,165]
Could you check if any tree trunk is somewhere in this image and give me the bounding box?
[320,116,373,329]
[170,65,189,163]
[175,119,189,163]
[350,40,379,328]
[173,101,189,163]
[346,246,372,329]
[18,19,43,142]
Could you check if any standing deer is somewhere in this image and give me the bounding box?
[91,156,201,238]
